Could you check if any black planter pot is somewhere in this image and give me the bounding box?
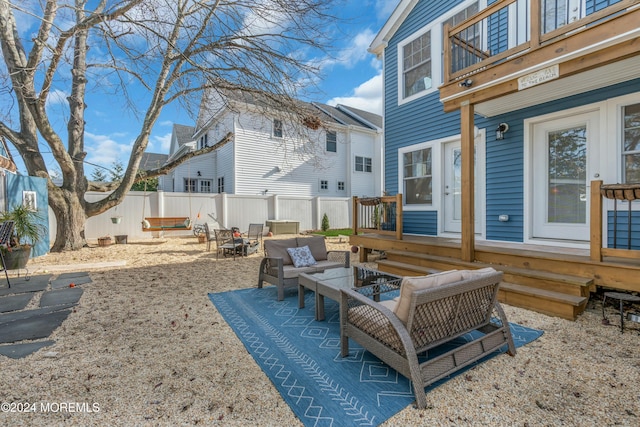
[1,246,31,270]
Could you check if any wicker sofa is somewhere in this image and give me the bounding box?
[258,235,350,300]
[340,268,516,409]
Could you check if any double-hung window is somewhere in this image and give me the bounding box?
[403,148,432,205]
[217,176,225,193]
[402,32,432,99]
[326,131,337,152]
[355,156,372,173]
[623,103,640,183]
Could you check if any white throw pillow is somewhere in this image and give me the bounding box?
[394,270,464,324]
[286,245,317,268]
[142,219,151,229]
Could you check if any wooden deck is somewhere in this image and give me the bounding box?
[351,233,640,320]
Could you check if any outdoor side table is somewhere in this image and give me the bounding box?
[602,291,640,333]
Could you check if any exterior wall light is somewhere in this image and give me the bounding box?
[496,123,509,140]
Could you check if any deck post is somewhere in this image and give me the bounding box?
[395,193,403,240]
[590,180,603,262]
[461,102,475,262]
[352,196,359,235]
[530,0,541,49]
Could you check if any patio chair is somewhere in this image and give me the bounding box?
[214,228,245,260]
[245,223,263,255]
[203,223,217,252]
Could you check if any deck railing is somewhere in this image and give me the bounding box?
[590,180,640,262]
[444,0,637,84]
[353,194,403,240]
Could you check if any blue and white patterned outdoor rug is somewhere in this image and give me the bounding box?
[208,287,543,427]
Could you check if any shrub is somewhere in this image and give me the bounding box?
[321,213,330,231]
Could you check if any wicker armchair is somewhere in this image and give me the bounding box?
[340,269,516,409]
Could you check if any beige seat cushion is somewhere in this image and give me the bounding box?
[394,270,464,324]
[298,236,328,261]
[460,267,498,280]
[264,238,297,265]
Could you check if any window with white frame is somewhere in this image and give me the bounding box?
[273,119,283,138]
[185,178,196,193]
[320,180,328,191]
[623,102,640,183]
[355,156,372,173]
[199,179,212,193]
[217,176,225,193]
[199,133,208,149]
[337,181,345,191]
[402,31,432,99]
[326,131,337,152]
[403,148,432,205]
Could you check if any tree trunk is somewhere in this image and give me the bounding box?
[49,186,88,251]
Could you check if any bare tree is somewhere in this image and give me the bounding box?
[0,0,340,251]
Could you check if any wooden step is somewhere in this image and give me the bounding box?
[498,282,588,321]
[383,250,593,297]
[374,259,441,277]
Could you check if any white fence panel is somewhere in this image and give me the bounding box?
[318,198,351,229]
[277,196,314,230]
[48,192,352,243]
[225,195,271,230]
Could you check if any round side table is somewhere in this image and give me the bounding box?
[602,291,640,333]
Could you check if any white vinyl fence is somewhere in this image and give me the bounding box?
[48,191,352,241]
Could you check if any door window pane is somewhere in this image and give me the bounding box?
[547,126,587,224]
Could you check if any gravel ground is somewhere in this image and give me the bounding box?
[0,235,639,426]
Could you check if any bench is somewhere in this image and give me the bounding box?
[142,217,192,232]
[258,235,350,301]
[340,268,516,409]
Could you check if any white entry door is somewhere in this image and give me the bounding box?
[531,110,600,241]
[443,139,483,234]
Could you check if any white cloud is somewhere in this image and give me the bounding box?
[46,89,69,107]
[151,132,172,153]
[311,28,377,72]
[84,132,133,170]
[326,73,383,115]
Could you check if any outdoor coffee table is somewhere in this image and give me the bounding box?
[298,267,402,321]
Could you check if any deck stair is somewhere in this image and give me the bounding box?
[377,250,592,320]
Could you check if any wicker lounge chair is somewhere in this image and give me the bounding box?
[340,268,516,409]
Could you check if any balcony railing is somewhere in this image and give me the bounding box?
[353,194,403,240]
[444,0,637,84]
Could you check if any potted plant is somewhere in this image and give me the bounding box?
[0,204,46,270]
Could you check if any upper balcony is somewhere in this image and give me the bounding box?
[440,0,640,115]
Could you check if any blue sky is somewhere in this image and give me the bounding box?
[6,1,397,177]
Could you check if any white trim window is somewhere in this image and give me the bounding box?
[217,176,225,193]
[199,133,208,149]
[326,130,337,152]
[273,119,283,138]
[401,31,432,100]
[337,181,345,191]
[319,179,329,191]
[185,178,196,193]
[622,102,640,183]
[403,147,432,205]
[199,179,212,193]
[355,156,372,173]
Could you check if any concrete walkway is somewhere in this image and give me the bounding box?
[0,272,91,359]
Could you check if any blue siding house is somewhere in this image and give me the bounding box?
[355,0,640,317]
